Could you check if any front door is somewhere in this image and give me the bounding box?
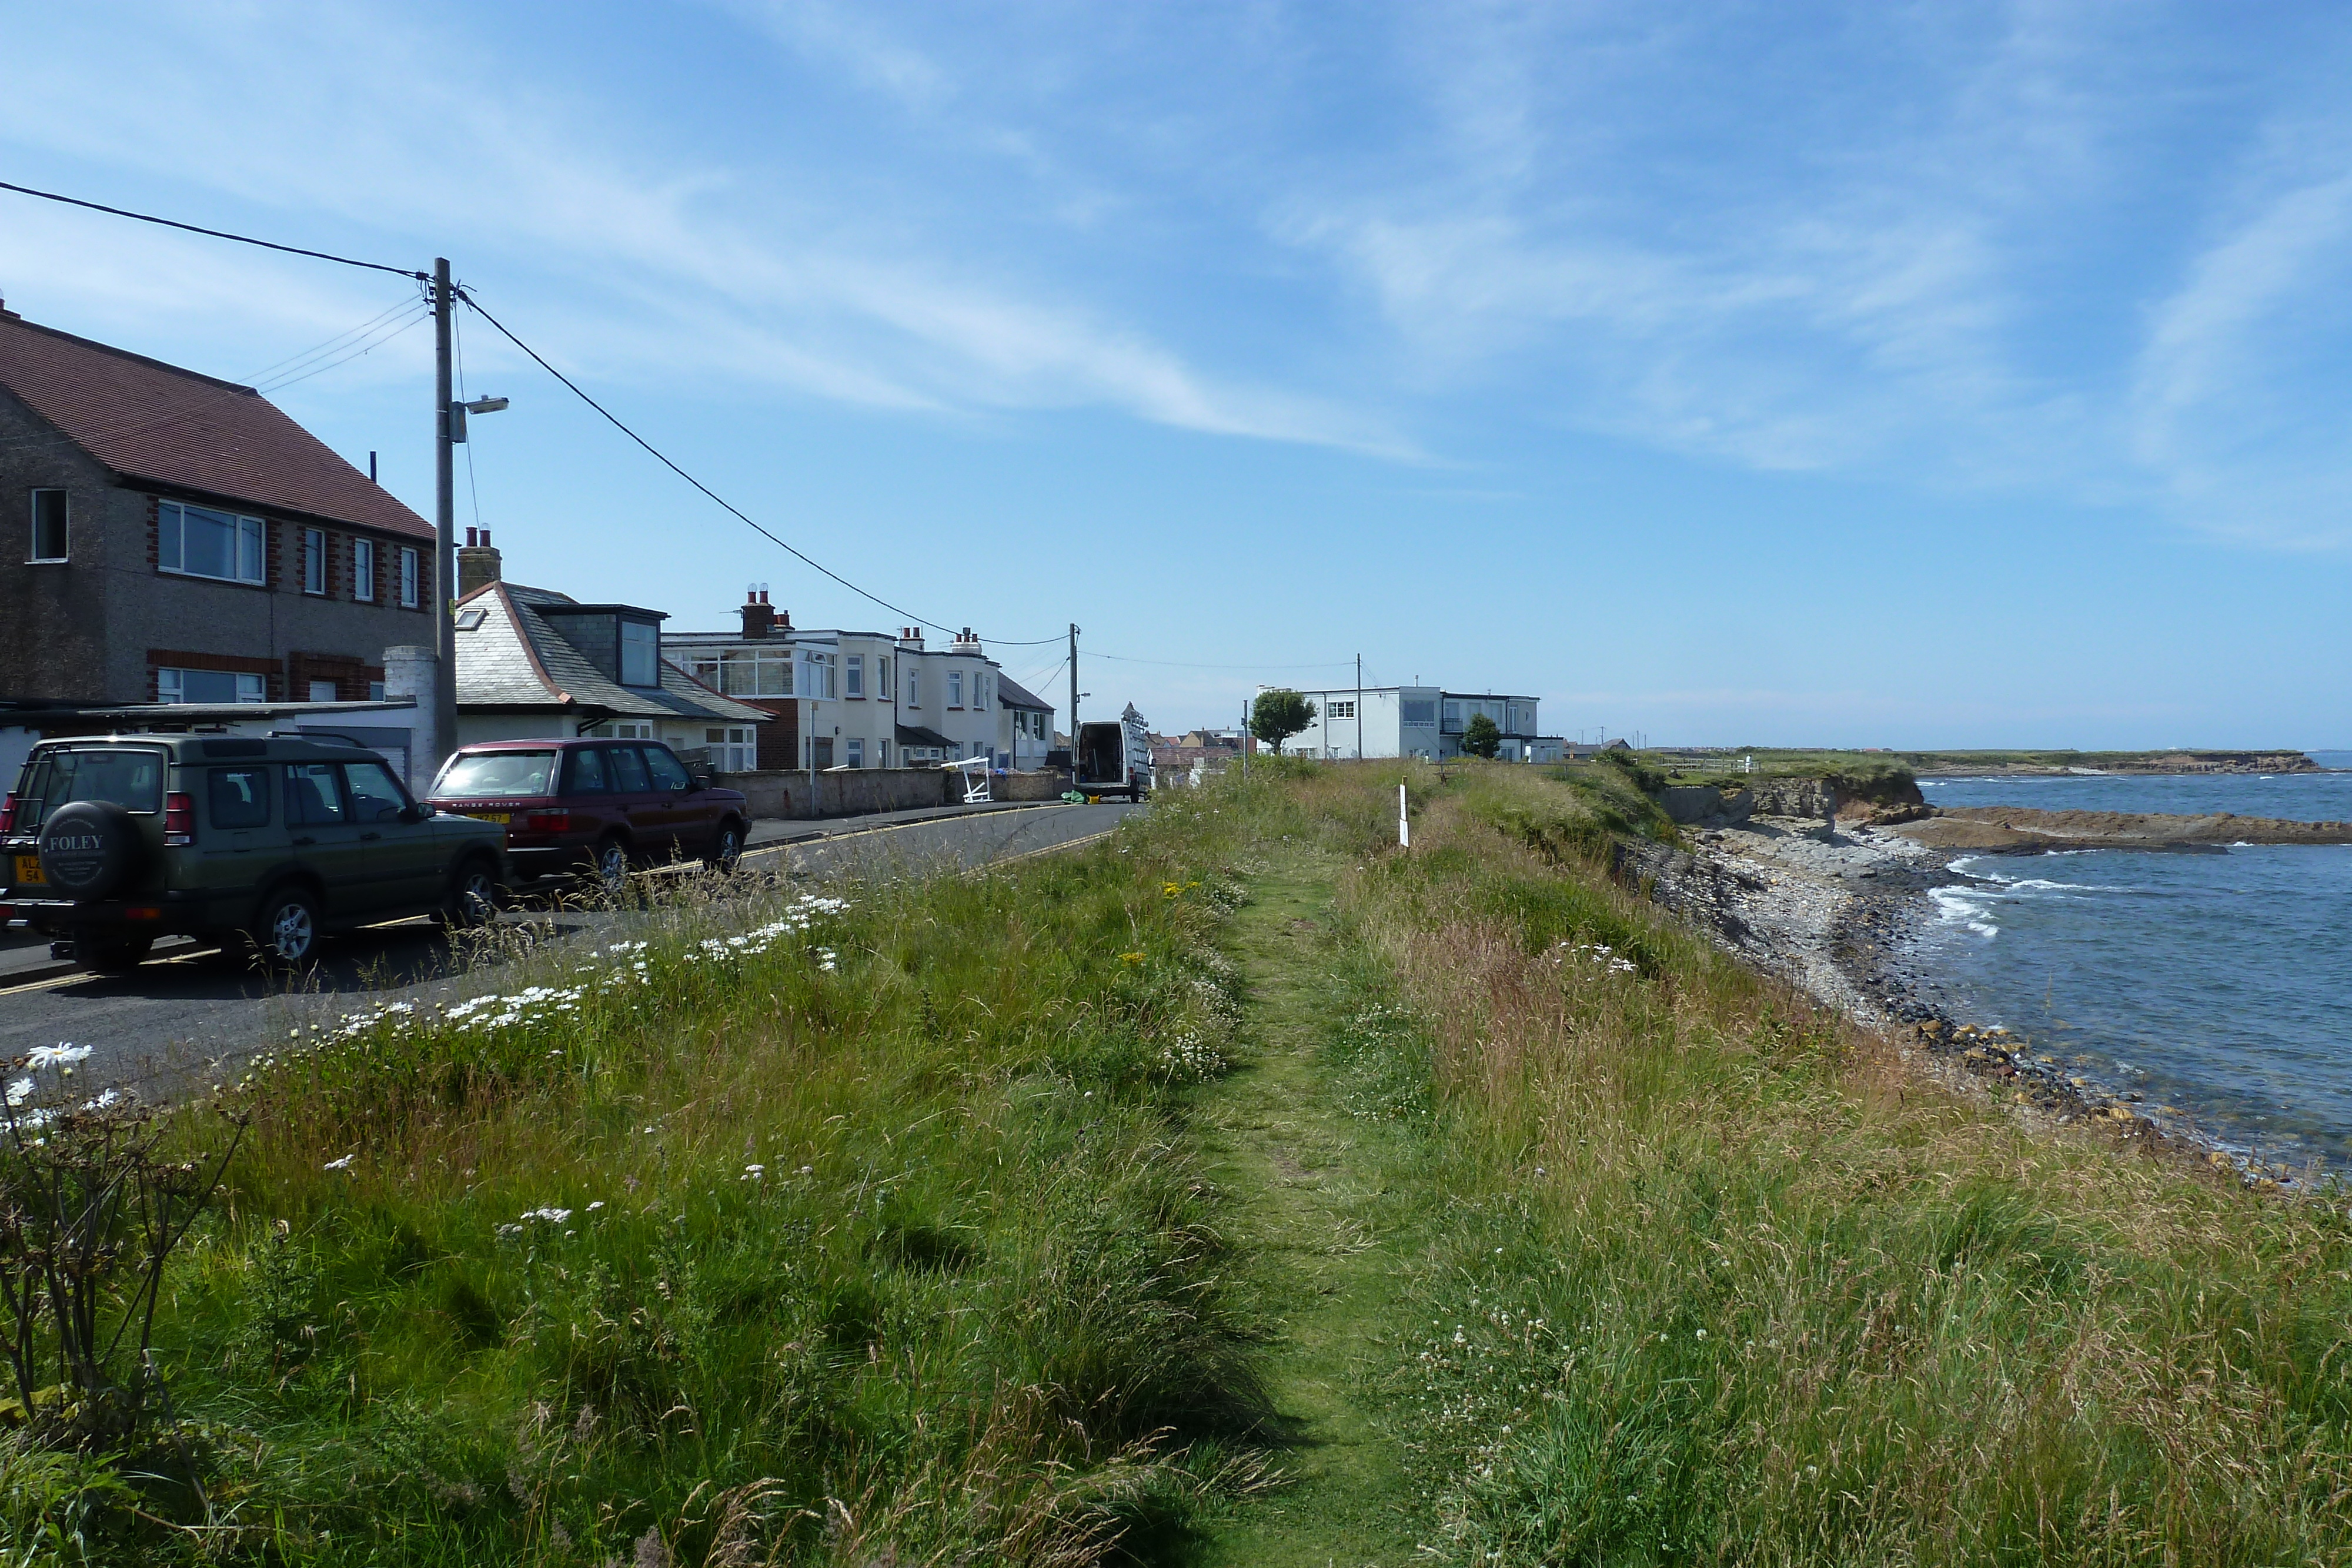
[811,738,833,770]
[639,745,706,857]
[282,763,375,915]
[603,744,673,862]
[342,757,442,908]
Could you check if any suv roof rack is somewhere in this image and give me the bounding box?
[269,729,365,747]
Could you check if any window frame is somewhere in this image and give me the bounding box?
[844,654,864,698]
[619,618,660,688]
[156,667,266,704]
[947,670,963,708]
[352,539,376,602]
[303,526,327,594]
[29,489,68,563]
[397,546,420,609]
[156,500,266,586]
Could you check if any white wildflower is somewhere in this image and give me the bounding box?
[25,1043,92,1071]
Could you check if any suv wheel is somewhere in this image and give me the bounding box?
[591,835,632,895]
[704,820,745,872]
[440,857,501,929]
[82,934,153,974]
[255,887,322,967]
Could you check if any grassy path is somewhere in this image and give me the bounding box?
[1189,850,1427,1567]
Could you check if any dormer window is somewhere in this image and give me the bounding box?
[620,618,659,687]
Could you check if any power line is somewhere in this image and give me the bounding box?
[0,178,426,279]
[0,178,1071,648]
[239,291,425,386]
[1082,649,1358,670]
[453,287,1064,647]
[254,305,430,394]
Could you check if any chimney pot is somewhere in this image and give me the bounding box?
[740,593,777,641]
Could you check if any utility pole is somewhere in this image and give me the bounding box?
[431,258,457,785]
[1356,653,1363,762]
[1241,696,1249,781]
[1067,623,1080,764]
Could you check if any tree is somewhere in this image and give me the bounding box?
[1250,689,1317,755]
[1461,712,1502,759]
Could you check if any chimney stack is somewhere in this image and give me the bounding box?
[456,527,503,599]
[740,585,777,640]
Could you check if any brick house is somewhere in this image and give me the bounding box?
[0,298,438,708]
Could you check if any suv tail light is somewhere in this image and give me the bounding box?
[522,812,572,834]
[0,794,15,834]
[163,791,196,847]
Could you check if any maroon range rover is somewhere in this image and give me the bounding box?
[426,738,750,887]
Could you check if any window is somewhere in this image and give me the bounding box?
[947,671,963,707]
[1442,700,1462,731]
[353,539,376,601]
[878,739,891,767]
[877,656,889,693]
[906,668,920,707]
[283,763,348,826]
[846,737,864,768]
[1329,700,1355,720]
[620,619,659,686]
[158,667,265,704]
[703,727,756,773]
[799,650,834,701]
[158,500,264,584]
[308,680,339,702]
[436,750,557,798]
[1401,700,1436,727]
[845,654,864,698]
[397,547,420,608]
[303,527,327,594]
[208,766,271,829]
[588,720,654,740]
[368,680,386,700]
[29,490,67,562]
[342,760,410,823]
[12,748,165,830]
[564,748,609,794]
[644,747,691,793]
[700,648,791,696]
[606,747,650,793]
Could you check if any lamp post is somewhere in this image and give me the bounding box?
[430,254,509,782]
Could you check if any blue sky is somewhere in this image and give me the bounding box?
[3,2,2347,747]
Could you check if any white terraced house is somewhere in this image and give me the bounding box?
[667,593,1055,773]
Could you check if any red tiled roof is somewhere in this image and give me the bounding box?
[0,311,432,540]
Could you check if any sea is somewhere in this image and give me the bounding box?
[1910,754,2352,1165]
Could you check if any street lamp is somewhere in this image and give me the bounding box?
[449,395,509,442]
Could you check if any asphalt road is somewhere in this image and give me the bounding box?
[0,800,1140,1091]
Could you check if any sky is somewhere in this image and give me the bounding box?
[2,1,2347,748]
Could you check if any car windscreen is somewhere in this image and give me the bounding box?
[433,750,559,799]
[12,748,168,830]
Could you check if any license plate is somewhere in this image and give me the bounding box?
[13,855,43,887]
[463,811,510,825]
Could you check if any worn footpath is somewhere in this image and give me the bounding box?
[1189,851,1431,1567]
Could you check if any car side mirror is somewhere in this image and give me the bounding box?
[402,803,430,823]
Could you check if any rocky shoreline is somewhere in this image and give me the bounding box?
[1617,812,2325,1196]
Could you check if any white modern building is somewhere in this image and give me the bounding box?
[1284,685,1563,763]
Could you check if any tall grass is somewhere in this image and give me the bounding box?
[1313,764,2352,1564]
[35,815,1272,1565]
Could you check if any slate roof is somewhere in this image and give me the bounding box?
[995,674,1054,714]
[0,309,432,540]
[453,581,768,724]
[895,724,954,750]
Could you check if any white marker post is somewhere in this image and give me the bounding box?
[1399,782,1410,849]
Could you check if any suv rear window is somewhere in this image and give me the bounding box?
[436,750,559,798]
[12,747,167,830]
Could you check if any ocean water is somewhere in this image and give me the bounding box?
[1909,757,2352,1163]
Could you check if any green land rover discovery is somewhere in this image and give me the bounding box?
[0,734,510,972]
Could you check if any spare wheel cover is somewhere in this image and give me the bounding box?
[38,800,148,900]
